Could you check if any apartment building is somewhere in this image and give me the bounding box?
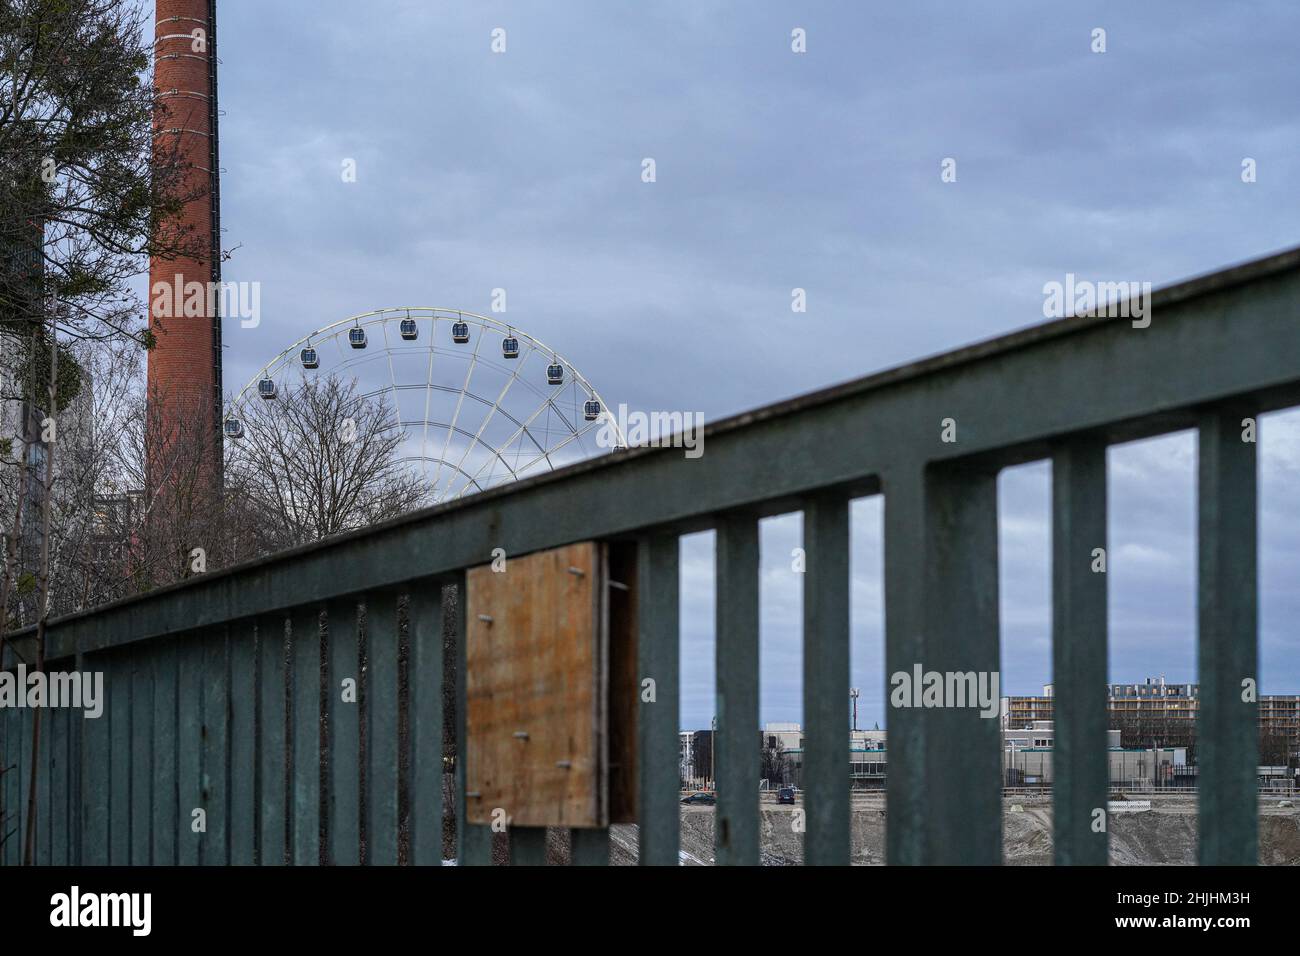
[1002,676,1299,760]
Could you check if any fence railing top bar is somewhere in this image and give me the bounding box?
[11,243,1300,663]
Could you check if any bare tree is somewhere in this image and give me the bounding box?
[226,375,432,553]
[21,326,58,861]
[691,732,713,789]
[42,337,141,612]
[29,337,203,611]
[1260,728,1294,768]
[761,741,790,788]
[100,382,233,591]
[0,363,440,620]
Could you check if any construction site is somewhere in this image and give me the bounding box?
[595,796,1300,866]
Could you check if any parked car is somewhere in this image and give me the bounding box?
[681,791,716,805]
[777,787,796,805]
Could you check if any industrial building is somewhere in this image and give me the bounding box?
[1001,722,1191,789]
[678,714,1295,792]
[766,722,1195,791]
[1002,676,1300,762]
[684,676,1300,790]
[681,724,888,790]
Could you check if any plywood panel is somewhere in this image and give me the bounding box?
[465,542,605,828]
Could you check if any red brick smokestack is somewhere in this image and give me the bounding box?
[149,0,222,495]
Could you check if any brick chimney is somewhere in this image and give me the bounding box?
[149,0,222,493]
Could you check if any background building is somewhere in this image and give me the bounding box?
[1001,721,1190,789]
[726,717,1292,792]
[1002,676,1300,764]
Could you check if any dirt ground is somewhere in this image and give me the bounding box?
[592,793,1300,865]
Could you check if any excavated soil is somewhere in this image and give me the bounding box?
[591,794,1300,865]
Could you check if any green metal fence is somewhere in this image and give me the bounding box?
[2,246,1298,865]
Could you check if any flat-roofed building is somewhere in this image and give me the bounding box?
[1003,676,1300,761]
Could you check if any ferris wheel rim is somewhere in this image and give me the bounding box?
[226,308,626,503]
[229,308,620,439]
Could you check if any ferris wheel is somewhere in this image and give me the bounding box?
[224,308,624,504]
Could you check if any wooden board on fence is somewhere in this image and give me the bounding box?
[465,542,607,827]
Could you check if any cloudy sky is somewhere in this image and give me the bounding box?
[196,1,1300,729]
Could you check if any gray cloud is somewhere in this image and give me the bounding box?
[197,1,1300,728]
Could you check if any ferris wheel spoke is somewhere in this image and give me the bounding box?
[461,385,578,490]
[386,418,526,482]
[507,424,595,477]
[432,314,481,498]
[384,322,402,431]
[444,337,534,498]
[420,340,434,475]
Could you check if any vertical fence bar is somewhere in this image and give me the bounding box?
[1052,439,1109,865]
[36,694,50,864]
[884,463,1001,864]
[81,651,109,865]
[883,469,930,865]
[803,494,851,865]
[51,703,68,865]
[6,677,20,867]
[366,592,400,865]
[130,648,153,864]
[1,682,10,865]
[637,532,680,866]
[230,624,257,865]
[0,681,4,865]
[0,694,11,866]
[927,464,1001,864]
[71,651,84,864]
[6,701,15,867]
[108,651,131,864]
[259,618,287,865]
[63,702,75,864]
[5,699,14,867]
[291,608,321,865]
[18,707,29,865]
[570,827,610,866]
[409,587,443,865]
[178,635,204,865]
[150,641,177,865]
[202,628,230,864]
[508,826,548,865]
[326,600,360,865]
[715,513,760,866]
[454,575,492,866]
[1198,407,1258,865]
[8,699,16,865]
